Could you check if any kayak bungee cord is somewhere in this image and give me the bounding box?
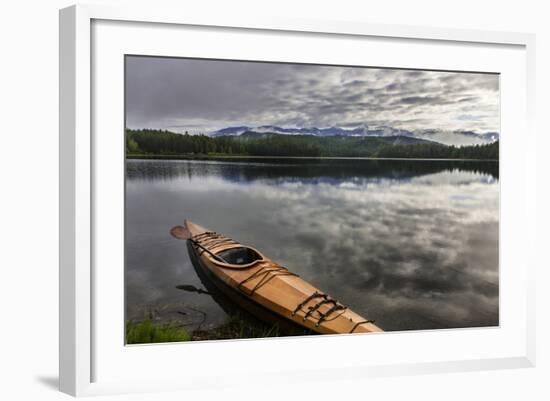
[292,291,326,316]
[303,299,339,321]
[187,232,229,264]
[349,319,377,333]
[236,265,298,296]
[316,303,348,327]
[293,291,348,326]
[194,232,240,252]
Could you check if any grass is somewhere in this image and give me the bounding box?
[126,312,312,344]
[191,312,312,341]
[126,320,191,344]
[191,314,280,341]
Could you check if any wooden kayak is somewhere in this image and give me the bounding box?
[171,220,382,335]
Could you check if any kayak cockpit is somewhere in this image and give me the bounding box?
[183,221,267,269]
[217,247,263,266]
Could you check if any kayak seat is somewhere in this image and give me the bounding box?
[217,247,262,266]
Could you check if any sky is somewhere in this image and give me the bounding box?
[125,56,500,135]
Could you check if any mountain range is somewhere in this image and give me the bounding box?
[211,125,499,147]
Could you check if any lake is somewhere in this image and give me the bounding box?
[125,158,499,334]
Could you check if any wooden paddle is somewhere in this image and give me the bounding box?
[170,225,192,241]
[170,225,229,264]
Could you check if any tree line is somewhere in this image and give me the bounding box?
[126,129,499,160]
[376,141,499,160]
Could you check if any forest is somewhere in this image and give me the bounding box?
[126,129,499,160]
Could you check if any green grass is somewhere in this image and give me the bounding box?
[227,313,281,337]
[191,313,281,341]
[191,312,313,341]
[126,312,313,344]
[126,320,191,344]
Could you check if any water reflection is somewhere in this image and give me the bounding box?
[125,159,499,332]
[127,158,498,183]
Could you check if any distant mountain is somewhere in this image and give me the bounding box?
[412,129,500,146]
[255,125,370,137]
[211,126,250,136]
[211,125,368,137]
[480,132,500,142]
[237,130,433,144]
[210,125,499,146]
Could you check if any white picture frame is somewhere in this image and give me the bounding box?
[59,4,536,397]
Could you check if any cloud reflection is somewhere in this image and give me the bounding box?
[126,160,499,331]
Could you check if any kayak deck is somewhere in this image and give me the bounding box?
[184,220,382,335]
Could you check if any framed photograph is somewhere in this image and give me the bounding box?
[59,4,536,396]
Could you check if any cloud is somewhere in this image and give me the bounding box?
[125,56,500,134]
[398,96,446,105]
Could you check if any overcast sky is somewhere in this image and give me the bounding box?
[125,56,499,134]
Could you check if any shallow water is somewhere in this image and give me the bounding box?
[125,158,499,333]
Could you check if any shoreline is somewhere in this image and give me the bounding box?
[126,154,499,162]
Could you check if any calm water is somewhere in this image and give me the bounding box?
[125,158,499,333]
